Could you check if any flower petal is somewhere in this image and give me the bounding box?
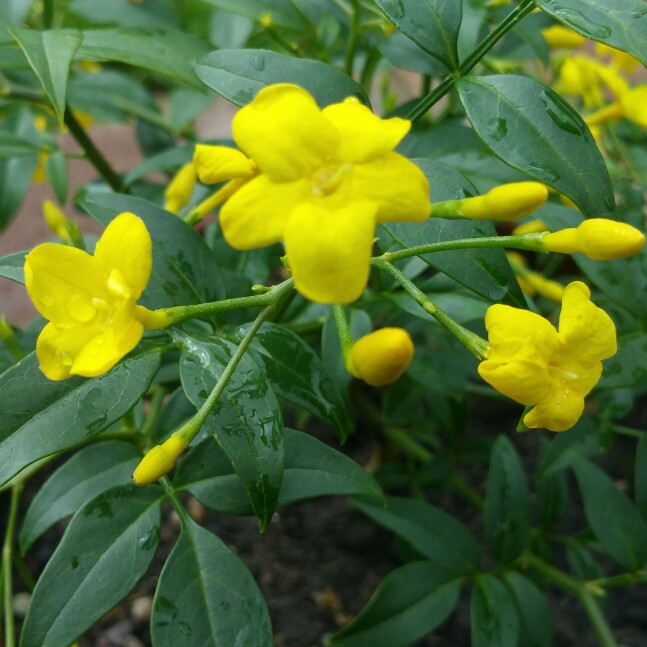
[284,200,377,303]
[25,244,105,326]
[220,175,309,249]
[478,358,552,405]
[193,145,256,184]
[321,99,410,162]
[523,383,585,432]
[232,84,339,182]
[557,281,616,363]
[349,154,431,222]
[94,212,152,299]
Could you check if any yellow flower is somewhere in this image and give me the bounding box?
[542,218,646,260]
[193,84,431,303]
[164,162,197,214]
[541,25,586,49]
[43,200,70,240]
[455,182,548,221]
[347,327,414,387]
[595,43,639,74]
[478,282,616,431]
[24,212,169,380]
[133,435,187,485]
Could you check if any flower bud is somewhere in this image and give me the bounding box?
[133,435,187,485]
[541,26,586,49]
[542,218,645,260]
[525,274,565,303]
[164,162,197,214]
[43,200,70,239]
[458,182,549,221]
[348,328,414,387]
[619,86,647,130]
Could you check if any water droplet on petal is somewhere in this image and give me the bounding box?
[68,292,97,323]
[60,352,73,366]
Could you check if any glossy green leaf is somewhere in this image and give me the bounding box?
[484,436,530,562]
[201,0,305,30]
[77,28,210,89]
[79,192,226,307]
[573,456,647,571]
[0,108,38,230]
[599,333,647,389]
[45,150,68,203]
[635,436,647,519]
[19,441,141,553]
[0,132,40,157]
[0,349,161,486]
[194,49,369,107]
[471,575,520,647]
[152,517,272,646]
[243,322,351,442]
[536,467,570,529]
[330,561,461,646]
[0,250,26,283]
[178,332,284,531]
[457,74,614,216]
[353,496,481,576]
[566,543,605,581]
[375,0,461,69]
[174,428,382,514]
[503,572,551,647]
[70,0,180,29]
[10,28,83,124]
[537,0,647,67]
[20,485,162,647]
[0,0,33,25]
[379,31,446,75]
[381,159,526,307]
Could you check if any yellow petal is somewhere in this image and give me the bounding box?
[557,281,616,363]
[523,383,585,432]
[349,154,431,223]
[36,322,103,381]
[94,212,152,300]
[220,175,309,249]
[541,25,586,49]
[284,200,377,303]
[232,84,339,182]
[164,162,196,214]
[478,358,552,405]
[25,244,105,326]
[321,100,410,162]
[193,145,256,184]
[349,327,414,386]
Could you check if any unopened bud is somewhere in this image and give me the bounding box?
[43,200,70,240]
[133,435,187,485]
[164,162,197,214]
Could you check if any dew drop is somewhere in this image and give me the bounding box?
[252,55,266,72]
[382,0,405,20]
[68,292,97,323]
[60,352,73,366]
[488,117,508,142]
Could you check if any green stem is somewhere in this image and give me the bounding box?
[588,572,647,589]
[406,0,536,122]
[373,258,489,359]
[449,473,484,512]
[43,0,54,28]
[377,233,546,264]
[158,278,294,326]
[383,427,433,463]
[63,107,124,192]
[611,424,645,439]
[3,483,23,647]
[360,47,382,91]
[578,589,620,647]
[332,304,354,355]
[13,553,35,592]
[344,0,361,76]
[159,476,190,524]
[140,385,167,439]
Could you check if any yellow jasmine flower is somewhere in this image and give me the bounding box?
[542,218,646,260]
[193,84,431,303]
[24,212,169,380]
[478,282,616,431]
[541,25,586,49]
[557,56,605,107]
[164,162,197,214]
[347,328,414,387]
[595,43,639,74]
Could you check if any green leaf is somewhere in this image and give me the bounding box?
[573,456,647,571]
[202,0,305,29]
[69,0,180,29]
[174,428,382,514]
[44,149,68,203]
[178,332,284,531]
[124,145,194,186]
[10,28,83,125]
[353,496,481,576]
[77,28,210,89]
[152,517,272,646]
[536,0,647,67]
[484,436,530,562]
[375,0,461,69]
[457,74,614,216]
[19,441,141,553]
[536,467,570,529]
[0,250,26,283]
[194,48,369,107]
[471,575,520,647]
[635,436,647,519]
[329,561,461,646]
[599,333,647,389]
[79,192,226,307]
[243,322,351,442]
[20,485,162,647]
[0,132,40,157]
[381,159,526,307]
[0,349,161,486]
[503,572,551,647]
[0,0,33,25]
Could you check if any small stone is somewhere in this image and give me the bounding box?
[187,497,205,523]
[13,592,31,617]
[131,596,152,622]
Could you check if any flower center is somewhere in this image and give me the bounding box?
[311,163,352,197]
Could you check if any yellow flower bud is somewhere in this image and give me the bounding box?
[133,435,187,485]
[541,26,586,49]
[511,219,549,235]
[164,162,197,214]
[43,200,70,240]
[542,218,646,260]
[459,182,549,221]
[348,328,414,387]
[525,274,565,303]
